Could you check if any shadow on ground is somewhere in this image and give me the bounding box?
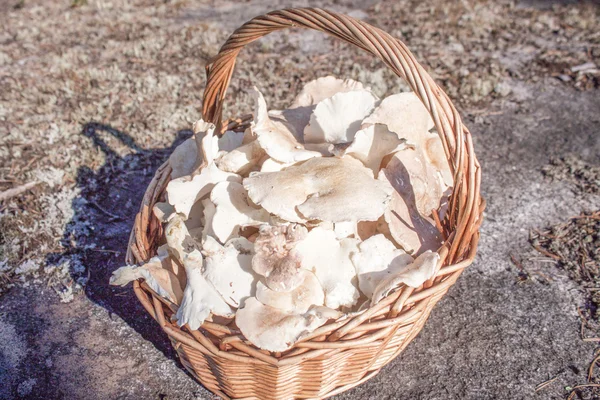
[45,123,190,364]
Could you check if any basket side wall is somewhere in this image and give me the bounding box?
[172,287,450,400]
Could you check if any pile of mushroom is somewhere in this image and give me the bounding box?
[110,76,452,352]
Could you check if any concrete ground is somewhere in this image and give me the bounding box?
[1,0,599,399]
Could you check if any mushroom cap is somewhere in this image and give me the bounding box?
[371,250,440,304]
[291,76,367,108]
[259,157,290,172]
[109,255,184,304]
[184,198,206,231]
[165,162,241,218]
[209,181,270,243]
[363,93,453,188]
[268,76,367,143]
[268,108,311,144]
[343,123,408,175]
[152,202,176,223]
[175,264,234,330]
[362,92,434,144]
[216,139,265,175]
[193,119,219,167]
[218,130,245,152]
[200,198,217,241]
[252,224,308,292]
[333,221,357,239]
[202,236,257,308]
[295,227,360,309]
[304,90,378,147]
[256,270,324,313]
[387,148,444,217]
[168,138,200,179]
[378,153,443,255]
[165,216,202,268]
[251,87,321,164]
[166,216,234,328]
[244,157,393,223]
[350,234,413,299]
[235,298,333,352]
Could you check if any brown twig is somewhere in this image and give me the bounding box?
[567,384,600,400]
[535,376,558,392]
[510,254,525,271]
[531,244,561,261]
[571,213,600,221]
[577,307,600,342]
[89,200,122,221]
[588,352,600,381]
[0,181,40,202]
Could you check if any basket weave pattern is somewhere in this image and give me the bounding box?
[126,8,484,400]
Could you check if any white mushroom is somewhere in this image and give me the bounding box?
[291,76,367,108]
[267,109,311,143]
[201,236,257,308]
[168,138,200,179]
[175,258,234,330]
[193,119,219,167]
[110,254,184,304]
[152,202,176,223]
[251,87,321,164]
[362,92,434,144]
[259,157,290,172]
[166,216,233,330]
[256,270,324,313]
[185,198,205,231]
[378,151,443,255]
[343,124,408,175]
[333,221,357,239]
[200,198,217,241]
[303,90,378,147]
[390,148,443,217]
[295,227,360,309]
[371,250,440,304]
[216,139,265,175]
[350,234,413,299]
[244,157,393,223]
[235,298,335,352]
[218,130,245,152]
[165,162,241,218]
[363,93,452,187]
[209,181,270,243]
[169,120,229,180]
[252,224,308,292]
[261,76,367,143]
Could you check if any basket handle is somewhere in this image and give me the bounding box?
[201,8,481,264]
[202,8,459,150]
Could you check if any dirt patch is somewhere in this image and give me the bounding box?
[543,155,600,195]
[527,212,600,400]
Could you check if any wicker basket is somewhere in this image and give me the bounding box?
[126,8,484,400]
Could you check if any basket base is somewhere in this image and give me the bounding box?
[170,293,442,400]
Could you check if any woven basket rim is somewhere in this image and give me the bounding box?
[124,7,485,398]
